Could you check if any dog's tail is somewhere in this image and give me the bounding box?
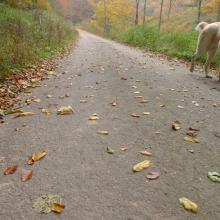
[195,22,208,33]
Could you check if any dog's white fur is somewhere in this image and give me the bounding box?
[190,21,220,81]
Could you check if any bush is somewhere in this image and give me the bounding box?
[0,4,77,81]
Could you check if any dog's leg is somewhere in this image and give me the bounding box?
[205,49,217,78]
[190,52,200,72]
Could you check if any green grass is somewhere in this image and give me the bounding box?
[0,4,78,81]
[114,24,220,68]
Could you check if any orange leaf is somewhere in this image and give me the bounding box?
[21,169,33,182]
[4,165,18,175]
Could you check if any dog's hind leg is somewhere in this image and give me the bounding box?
[204,48,217,78]
[190,51,201,72]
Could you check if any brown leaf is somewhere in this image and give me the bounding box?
[21,169,33,182]
[51,203,65,214]
[131,113,141,118]
[139,150,152,156]
[57,106,74,115]
[4,165,18,175]
[28,151,47,165]
[184,136,199,143]
[14,112,34,118]
[111,101,117,107]
[97,130,109,135]
[172,121,181,130]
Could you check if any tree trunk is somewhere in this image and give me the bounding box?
[158,0,164,32]
[135,0,139,25]
[143,0,147,25]
[197,0,202,23]
[167,0,172,21]
[103,0,107,32]
[217,4,220,21]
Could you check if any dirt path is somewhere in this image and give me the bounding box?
[0,30,220,220]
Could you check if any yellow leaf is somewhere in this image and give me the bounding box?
[51,203,65,214]
[172,121,181,130]
[97,130,109,135]
[57,106,74,115]
[179,197,198,213]
[131,113,140,118]
[120,147,128,151]
[139,150,152,156]
[89,116,99,120]
[184,136,199,143]
[28,151,47,165]
[42,109,52,115]
[133,160,151,172]
[143,112,151,115]
[14,112,34,118]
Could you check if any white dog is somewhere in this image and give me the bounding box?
[190,21,220,81]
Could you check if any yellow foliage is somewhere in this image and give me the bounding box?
[94,0,134,31]
[204,0,220,13]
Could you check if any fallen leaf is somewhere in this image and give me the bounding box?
[172,121,181,130]
[184,136,199,143]
[106,146,114,154]
[135,96,143,98]
[33,194,62,214]
[121,77,127,80]
[51,203,65,214]
[186,130,198,137]
[97,130,109,135]
[80,99,87,103]
[120,147,128,151]
[146,172,160,180]
[21,169,33,182]
[134,91,140,94]
[208,172,220,183]
[111,101,117,106]
[189,127,199,132]
[133,160,151,172]
[14,112,34,118]
[33,98,41,103]
[28,151,47,165]
[140,100,148,103]
[42,109,52,115]
[4,165,18,175]
[139,150,152,156]
[179,197,198,213]
[177,105,184,109]
[89,116,99,120]
[92,113,98,116]
[131,113,141,118]
[143,112,151,115]
[46,94,53,98]
[160,104,165,107]
[57,106,74,115]
[4,109,23,115]
[192,101,200,107]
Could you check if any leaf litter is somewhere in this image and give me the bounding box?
[208,172,220,183]
[179,197,198,213]
[57,106,74,115]
[28,151,47,165]
[4,165,18,175]
[21,169,33,182]
[33,194,64,214]
[133,160,151,172]
[146,172,160,180]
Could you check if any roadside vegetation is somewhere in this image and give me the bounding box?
[0,1,77,81]
[83,0,220,68]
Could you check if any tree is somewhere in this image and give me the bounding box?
[135,0,140,25]
[158,0,164,32]
[167,0,172,20]
[197,0,202,23]
[143,0,147,24]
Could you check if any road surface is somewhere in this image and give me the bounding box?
[0,31,220,220]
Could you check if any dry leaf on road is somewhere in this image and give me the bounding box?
[21,169,33,182]
[172,121,181,131]
[28,151,47,165]
[131,113,141,118]
[146,172,160,180]
[143,112,151,115]
[89,116,99,120]
[97,130,109,135]
[207,172,220,183]
[57,106,74,115]
[51,203,65,214]
[179,197,198,213]
[139,150,152,156]
[4,165,18,175]
[106,146,114,154]
[14,112,34,118]
[184,136,199,143]
[133,160,151,172]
